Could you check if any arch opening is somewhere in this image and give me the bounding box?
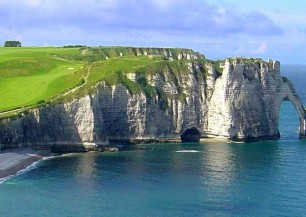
[181,127,201,143]
[278,100,300,140]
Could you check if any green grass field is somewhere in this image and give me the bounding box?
[0,47,86,112]
[0,46,210,117]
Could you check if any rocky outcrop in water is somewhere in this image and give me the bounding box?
[0,56,305,150]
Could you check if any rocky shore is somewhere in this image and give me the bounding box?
[0,148,52,180]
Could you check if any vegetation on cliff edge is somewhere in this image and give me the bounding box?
[0,46,250,118]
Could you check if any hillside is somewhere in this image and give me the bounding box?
[0,47,85,115]
[0,46,270,121]
[0,46,208,118]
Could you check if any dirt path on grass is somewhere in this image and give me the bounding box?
[61,63,92,96]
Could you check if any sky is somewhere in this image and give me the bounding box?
[1,0,306,63]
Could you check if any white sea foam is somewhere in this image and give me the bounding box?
[228,141,245,144]
[0,155,57,184]
[176,150,200,153]
[0,160,40,184]
[0,175,15,184]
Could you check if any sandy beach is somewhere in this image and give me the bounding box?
[0,148,52,180]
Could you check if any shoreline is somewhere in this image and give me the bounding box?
[0,148,52,180]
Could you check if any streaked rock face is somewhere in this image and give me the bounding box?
[1,58,305,149]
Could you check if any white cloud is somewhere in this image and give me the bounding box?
[3,0,305,63]
[25,0,42,7]
[254,42,268,54]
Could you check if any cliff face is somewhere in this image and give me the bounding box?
[207,59,306,140]
[0,96,106,148]
[1,58,305,149]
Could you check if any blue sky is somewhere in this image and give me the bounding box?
[1,0,306,63]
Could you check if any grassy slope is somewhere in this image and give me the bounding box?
[0,47,86,112]
[0,46,220,118]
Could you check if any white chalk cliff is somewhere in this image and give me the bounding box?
[1,56,305,150]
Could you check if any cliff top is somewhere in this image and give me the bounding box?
[0,46,271,119]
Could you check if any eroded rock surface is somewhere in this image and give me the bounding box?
[1,58,305,149]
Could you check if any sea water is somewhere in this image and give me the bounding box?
[1,65,306,217]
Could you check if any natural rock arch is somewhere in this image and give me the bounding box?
[277,78,306,139]
[278,101,299,139]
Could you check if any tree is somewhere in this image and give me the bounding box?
[4,41,22,47]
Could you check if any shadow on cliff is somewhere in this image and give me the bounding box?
[97,84,131,141]
[24,104,83,146]
[0,105,83,149]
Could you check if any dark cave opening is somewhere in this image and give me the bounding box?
[180,127,201,143]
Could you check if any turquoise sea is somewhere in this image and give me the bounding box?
[1,65,306,217]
